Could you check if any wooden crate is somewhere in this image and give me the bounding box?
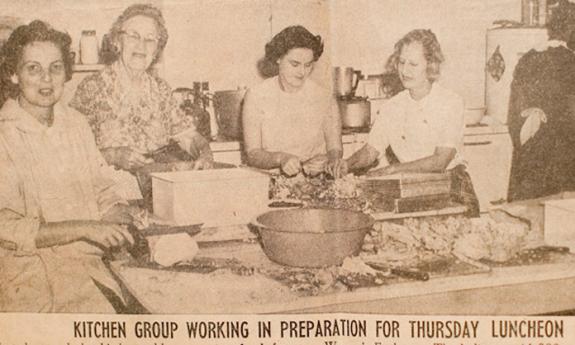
[359,172,451,199]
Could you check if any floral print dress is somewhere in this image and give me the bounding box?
[70,61,196,153]
[70,62,206,199]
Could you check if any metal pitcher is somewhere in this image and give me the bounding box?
[333,67,362,97]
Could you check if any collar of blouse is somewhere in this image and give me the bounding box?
[0,98,67,134]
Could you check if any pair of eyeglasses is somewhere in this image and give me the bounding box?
[119,30,159,46]
[21,62,65,77]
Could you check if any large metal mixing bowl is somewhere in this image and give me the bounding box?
[252,209,374,268]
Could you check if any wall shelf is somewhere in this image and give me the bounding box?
[72,64,104,73]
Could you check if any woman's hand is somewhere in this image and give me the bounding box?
[36,220,134,249]
[101,146,152,171]
[519,107,547,146]
[192,156,214,170]
[80,222,134,249]
[326,157,348,179]
[302,155,328,176]
[280,154,302,176]
[101,203,145,225]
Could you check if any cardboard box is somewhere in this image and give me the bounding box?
[543,198,575,251]
[151,168,270,227]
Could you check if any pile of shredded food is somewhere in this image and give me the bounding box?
[361,215,531,266]
[270,174,373,212]
[453,217,529,262]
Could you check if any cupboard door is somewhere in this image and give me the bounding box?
[162,0,270,90]
[463,132,512,212]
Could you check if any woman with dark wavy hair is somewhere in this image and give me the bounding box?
[243,25,344,177]
[71,3,213,200]
[346,29,479,217]
[0,20,136,312]
[0,21,74,106]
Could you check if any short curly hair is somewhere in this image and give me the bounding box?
[100,3,168,67]
[258,25,324,78]
[0,20,73,104]
[547,0,575,42]
[385,29,444,83]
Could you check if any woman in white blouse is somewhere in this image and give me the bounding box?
[345,29,479,216]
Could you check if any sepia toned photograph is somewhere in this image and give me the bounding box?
[0,0,574,328]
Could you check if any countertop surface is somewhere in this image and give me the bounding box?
[112,204,575,315]
[210,121,509,152]
[111,237,575,314]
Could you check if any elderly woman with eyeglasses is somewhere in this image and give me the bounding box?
[70,3,213,199]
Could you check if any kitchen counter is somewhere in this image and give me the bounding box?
[111,239,575,315]
[209,122,510,166]
[210,138,242,152]
[464,122,509,136]
[111,214,575,315]
[210,123,509,151]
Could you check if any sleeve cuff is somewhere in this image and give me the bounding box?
[171,128,200,145]
[94,175,130,215]
[11,217,41,253]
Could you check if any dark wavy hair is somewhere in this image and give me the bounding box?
[0,20,73,105]
[385,29,444,83]
[548,0,575,43]
[258,25,324,78]
[100,3,168,67]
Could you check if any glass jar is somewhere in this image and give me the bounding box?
[539,0,548,26]
[80,30,99,65]
[522,0,539,26]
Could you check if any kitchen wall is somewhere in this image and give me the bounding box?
[329,0,521,109]
[0,0,527,105]
[161,0,331,91]
[0,0,331,93]
[0,0,161,101]
[0,0,152,53]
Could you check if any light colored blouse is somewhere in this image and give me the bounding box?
[243,76,342,161]
[0,99,124,312]
[368,83,465,170]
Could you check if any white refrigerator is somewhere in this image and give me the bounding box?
[485,27,548,124]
